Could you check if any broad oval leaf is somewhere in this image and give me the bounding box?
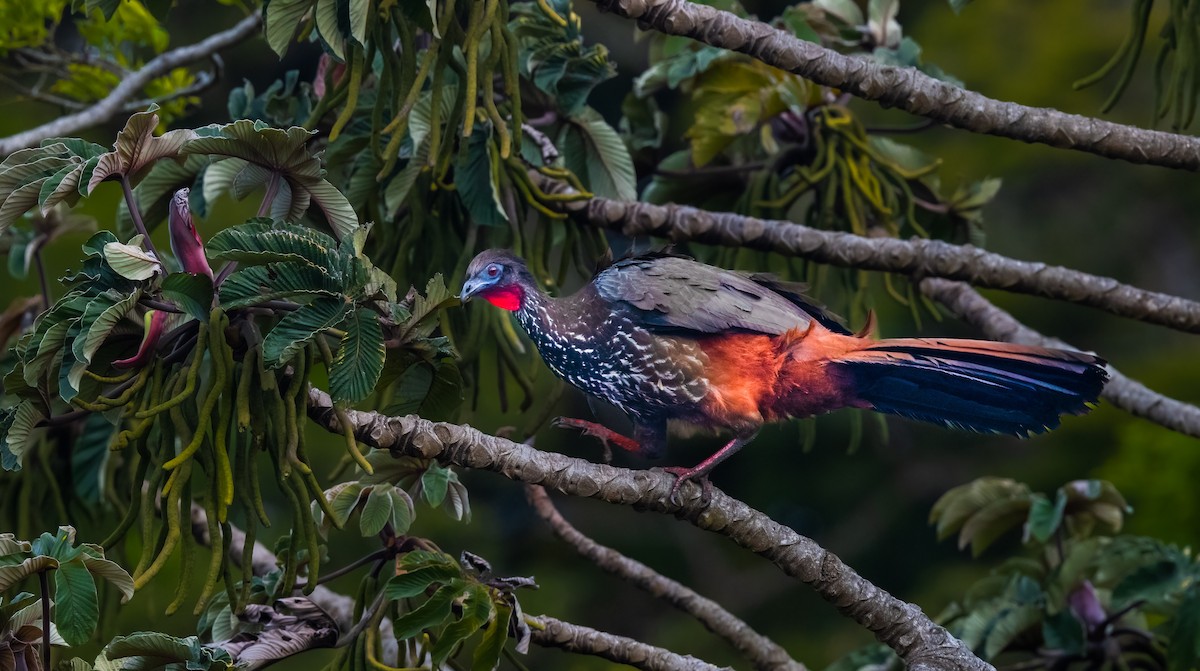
[103,240,161,281]
[359,485,392,537]
[79,554,135,604]
[329,308,384,403]
[392,582,462,641]
[261,296,352,367]
[455,127,507,228]
[560,107,636,201]
[219,262,343,309]
[88,108,197,192]
[54,558,100,647]
[160,273,215,321]
[207,220,341,269]
[265,0,315,56]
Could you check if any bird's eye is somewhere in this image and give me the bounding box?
[486,264,500,277]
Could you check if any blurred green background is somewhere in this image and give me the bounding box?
[2,0,1199,668]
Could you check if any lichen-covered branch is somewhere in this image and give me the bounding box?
[588,0,1200,172]
[920,278,1200,439]
[307,388,992,671]
[526,485,807,671]
[532,172,1200,334]
[529,615,733,671]
[0,12,262,156]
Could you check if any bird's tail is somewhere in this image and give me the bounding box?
[829,338,1108,436]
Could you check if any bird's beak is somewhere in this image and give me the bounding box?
[459,278,482,303]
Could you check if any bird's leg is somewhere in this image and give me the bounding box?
[551,418,640,462]
[663,434,756,504]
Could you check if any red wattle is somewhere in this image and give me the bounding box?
[480,286,522,311]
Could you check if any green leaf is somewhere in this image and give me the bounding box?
[325,482,365,528]
[431,584,491,668]
[183,120,321,178]
[454,127,507,228]
[330,308,385,403]
[207,220,341,269]
[0,555,58,593]
[388,487,415,534]
[930,477,1032,540]
[383,142,428,220]
[54,558,100,646]
[314,0,347,60]
[1170,587,1200,670]
[441,477,471,523]
[560,107,636,201]
[103,239,161,281]
[4,401,45,467]
[419,361,463,422]
[383,362,434,415]
[359,485,392,536]
[1026,491,1067,544]
[960,496,1031,557]
[472,601,511,671]
[392,582,461,640]
[71,413,115,505]
[349,0,369,45]
[218,262,343,309]
[39,162,88,214]
[265,0,314,56]
[305,178,359,241]
[1041,610,1085,655]
[161,273,215,321]
[262,296,352,366]
[88,108,197,191]
[421,464,451,507]
[73,289,142,366]
[78,553,134,604]
[385,564,461,600]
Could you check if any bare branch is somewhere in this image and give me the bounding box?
[526,485,806,671]
[0,12,262,156]
[532,172,1200,334]
[919,278,1200,439]
[529,615,733,671]
[307,388,992,671]
[588,0,1200,172]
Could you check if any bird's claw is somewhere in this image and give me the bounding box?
[552,417,634,463]
[663,466,714,506]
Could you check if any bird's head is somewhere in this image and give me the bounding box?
[460,249,534,311]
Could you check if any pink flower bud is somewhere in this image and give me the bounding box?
[168,188,212,278]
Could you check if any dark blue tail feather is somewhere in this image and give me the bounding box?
[837,339,1108,436]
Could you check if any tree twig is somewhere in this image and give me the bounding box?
[529,615,734,671]
[588,0,1200,172]
[306,387,993,671]
[919,278,1200,439]
[0,12,262,156]
[525,485,806,671]
[531,172,1200,335]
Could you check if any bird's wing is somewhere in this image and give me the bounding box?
[593,253,848,335]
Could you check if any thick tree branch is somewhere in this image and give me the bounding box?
[588,0,1200,171]
[0,13,262,156]
[526,485,807,671]
[532,172,1200,334]
[529,615,733,671]
[919,278,1200,439]
[307,388,992,671]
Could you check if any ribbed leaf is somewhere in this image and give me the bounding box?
[262,296,351,366]
[325,482,365,528]
[431,585,492,668]
[349,0,369,45]
[359,485,391,536]
[560,107,636,201]
[71,413,115,505]
[207,221,341,269]
[88,109,197,191]
[930,478,1032,540]
[265,0,315,56]
[73,289,142,366]
[39,162,86,214]
[455,127,507,228]
[54,558,100,646]
[329,308,384,403]
[117,154,209,234]
[393,582,461,640]
[78,553,134,604]
[306,178,358,240]
[4,401,45,467]
[421,463,451,507]
[314,0,347,60]
[389,487,415,533]
[0,179,49,232]
[103,240,161,281]
[385,564,461,600]
[0,555,57,593]
[182,120,321,178]
[471,601,511,671]
[161,273,214,321]
[219,262,343,309]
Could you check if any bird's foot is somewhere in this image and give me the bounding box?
[662,466,714,505]
[551,417,639,463]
